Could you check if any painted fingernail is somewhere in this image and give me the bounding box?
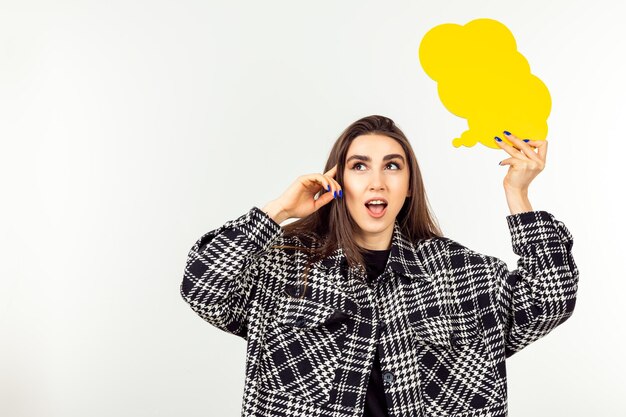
[498,161,502,165]
[327,185,330,191]
[503,131,511,135]
[333,191,337,198]
[523,139,530,142]
[495,136,502,142]
[339,190,343,198]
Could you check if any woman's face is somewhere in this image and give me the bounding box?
[342,134,411,250]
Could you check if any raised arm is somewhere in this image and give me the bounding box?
[487,210,579,357]
[181,164,344,338]
[180,207,282,338]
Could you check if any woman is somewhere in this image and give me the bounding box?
[181,115,578,417]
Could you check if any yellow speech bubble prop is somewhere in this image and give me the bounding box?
[419,18,551,148]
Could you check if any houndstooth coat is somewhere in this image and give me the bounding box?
[181,206,578,417]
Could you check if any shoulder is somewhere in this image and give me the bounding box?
[439,236,504,269]
[255,231,319,266]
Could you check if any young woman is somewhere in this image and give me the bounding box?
[181,115,578,417]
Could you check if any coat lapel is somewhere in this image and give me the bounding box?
[313,220,444,282]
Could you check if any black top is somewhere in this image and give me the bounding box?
[361,248,391,417]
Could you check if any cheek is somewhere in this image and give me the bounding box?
[343,192,362,213]
[397,174,410,190]
[342,173,364,189]
[345,194,359,209]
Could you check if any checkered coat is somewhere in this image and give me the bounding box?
[181,206,578,417]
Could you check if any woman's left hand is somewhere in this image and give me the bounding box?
[496,131,548,192]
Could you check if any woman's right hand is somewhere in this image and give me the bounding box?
[262,164,343,224]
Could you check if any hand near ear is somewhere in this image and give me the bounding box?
[262,164,343,224]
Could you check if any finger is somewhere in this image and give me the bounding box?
[318,176,340,198]
[316,174,342,198]
[494,136,525,159]
[324,164,338,177]
[314,187,337,210]
[321,176,337,195]
[503,132,541,161]
[325,176,343,198]
[498,157,516,166]
[304,174,332,194]
[526,139,548,163]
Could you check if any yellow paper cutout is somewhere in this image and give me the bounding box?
[418,18,551,148]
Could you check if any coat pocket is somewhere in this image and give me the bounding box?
[408,310,503,416]
[257,296,350,404]
[410,312,479,348]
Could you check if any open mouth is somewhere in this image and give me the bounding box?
[364,199,388,217]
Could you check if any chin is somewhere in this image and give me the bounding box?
[355,216,395,232]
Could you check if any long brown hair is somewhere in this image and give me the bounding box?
[272,115,443,296]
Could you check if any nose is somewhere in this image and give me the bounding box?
[369,173,385,191]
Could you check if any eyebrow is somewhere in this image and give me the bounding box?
[346,154,406,164]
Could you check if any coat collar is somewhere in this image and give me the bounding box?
[314,221,443,282]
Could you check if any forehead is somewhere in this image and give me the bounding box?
[346,134,406,158]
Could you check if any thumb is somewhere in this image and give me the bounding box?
[314,190,336,211]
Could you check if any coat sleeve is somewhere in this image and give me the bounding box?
[486,210,579,358]
[180,206,283,339]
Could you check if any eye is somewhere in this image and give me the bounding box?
[349,162,401,171]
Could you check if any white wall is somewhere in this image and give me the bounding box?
[1,0,623,415]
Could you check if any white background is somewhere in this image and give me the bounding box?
[1,0,623,416]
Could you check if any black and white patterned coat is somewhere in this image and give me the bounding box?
[181,206,578,417]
